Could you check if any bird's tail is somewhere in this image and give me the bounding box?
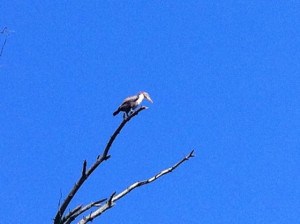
[113,109,120,116]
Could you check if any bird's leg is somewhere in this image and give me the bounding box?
[131,106,140,114]
[129,108,134,116]
[124,111,131,119]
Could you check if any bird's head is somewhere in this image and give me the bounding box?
[140,91,153,103]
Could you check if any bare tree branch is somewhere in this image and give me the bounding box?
[63,198,107,224]
[54,106,148,224]
[0,27,9,57]
[78,150,195,224]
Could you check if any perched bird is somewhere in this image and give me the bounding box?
[113,91,153,117]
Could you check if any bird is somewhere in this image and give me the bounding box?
[113,91,153,117]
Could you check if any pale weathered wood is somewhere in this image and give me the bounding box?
[78,150,195,224]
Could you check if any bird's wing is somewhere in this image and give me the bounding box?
[121,95,138,104]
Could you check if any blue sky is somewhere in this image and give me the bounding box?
[1,1,299,223]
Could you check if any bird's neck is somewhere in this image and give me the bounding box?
[136,93,144,105]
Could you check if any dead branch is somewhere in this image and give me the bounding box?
[54,106,147,224]
[78,150,195,224]
[63,198,107,224]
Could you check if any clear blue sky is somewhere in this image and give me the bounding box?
[1,1,299,223]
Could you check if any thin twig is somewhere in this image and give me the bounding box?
[0,27,9,57]
[78,150,195,224]
[54,106,148,224]
[0,27,7,34]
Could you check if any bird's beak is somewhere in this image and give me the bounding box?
[146,96,153,103]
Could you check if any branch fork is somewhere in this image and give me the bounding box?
[54,106,195,224]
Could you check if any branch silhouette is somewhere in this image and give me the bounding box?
[0,27,9,57]
[54,106,147,224]
[54,106,195,224]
